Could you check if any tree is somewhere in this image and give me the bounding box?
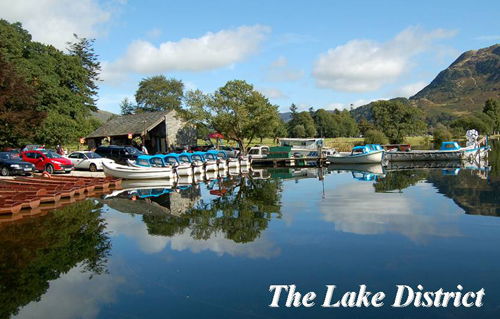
[184,80,280,154]
[272,118,288,143]
[483,98,500,133]
[371,100,426,143]
[292,125,306,138]
[135,75,184,112]
[358,117,375,136]
[432,124,452,147]
[336,110,359,137]
[119,97,135,115]
[66,34,101,111]
[313,109,339,137]
[0,20,101,146]
[290,111,316,137]
[0,52,45,148]
[451,113,494,135]
[364,130,389,145]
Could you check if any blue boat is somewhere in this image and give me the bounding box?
[191,151,219,172]
[178,152,204,174]
[206,150,228,170]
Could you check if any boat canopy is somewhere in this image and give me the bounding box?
[161,154,181,165]
[351,146,371,154]
[440,142,461,151]
[206,150,227,159]
[136,155,154,167]
[178,152,193,163]
[191,152,207,162]
[367,144,383,151]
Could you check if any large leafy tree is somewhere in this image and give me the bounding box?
[0,19,102,146]
[371,100,426,143]
[289,111,316,137]
[135,75,184,112]
[0,52,45,148]
[184,80,280,154]
[314,109,339,137]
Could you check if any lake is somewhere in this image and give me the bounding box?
[2,142,500,318]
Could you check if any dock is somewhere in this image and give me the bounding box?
[251,156,328,167]
[0,175,122,226]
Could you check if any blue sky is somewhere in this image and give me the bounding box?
[1,0,499,113]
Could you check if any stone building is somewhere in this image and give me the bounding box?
[86,110,195,153]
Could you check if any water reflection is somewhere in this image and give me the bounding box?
[0,200,111,318]
[2,150,500,318]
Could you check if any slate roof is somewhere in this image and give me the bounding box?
[86,110,172,138]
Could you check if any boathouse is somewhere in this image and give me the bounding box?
[86,110,195,153]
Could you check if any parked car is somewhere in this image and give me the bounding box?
[67,151,115,171]
[0,152,35,176]
[95,145,143,165]
[22,144,44,151]
[2,148,22,157]
[247,146,270,159]
[22,150,73,174]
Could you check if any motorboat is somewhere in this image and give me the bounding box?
[327,145,385,164]
[206,150,228,170]
[102,162,175,180]
[191,151,218,172]
[162,154,193,176]
[178,152,204,175]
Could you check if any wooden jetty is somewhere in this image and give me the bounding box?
[0,175,121,225]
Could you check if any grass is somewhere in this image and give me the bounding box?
[198,136,435,152]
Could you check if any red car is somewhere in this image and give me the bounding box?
[22,150,74,174]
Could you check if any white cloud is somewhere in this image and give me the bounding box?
[312,26,457,92]
[256,87,288,99]
[318,182,462,243]
[265,56,305,82]
[325,98,384,110]
[16,263,125,319]
[0,0,113,50]
[392,81,428,98]
[476,35,500,41]
[101,24,270,82]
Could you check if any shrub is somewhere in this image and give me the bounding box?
[433,125,453,147]
[364,130,389,145]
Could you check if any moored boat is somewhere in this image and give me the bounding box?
[103,162,175,180]
[327,146,385,164]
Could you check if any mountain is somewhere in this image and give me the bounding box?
[351,44,500,122]
[280,112,293,122]
[90,110,115,123]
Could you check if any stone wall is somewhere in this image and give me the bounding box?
[165,111,196,147]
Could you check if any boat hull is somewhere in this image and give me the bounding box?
[386,150,462,162]
[103,163,174,180]
[327,150,384,164]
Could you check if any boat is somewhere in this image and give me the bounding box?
[327,145,385,164]
[102,162,175,180]
[278,138,335,156]
[178,152,204,175]
[206,150,228,170]
[191,151,218,172]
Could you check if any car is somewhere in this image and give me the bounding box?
[0,152,35,176]
[95,145,143,165]
[67,151,115,171]
[22,144,44,151]
[22,150,74,174]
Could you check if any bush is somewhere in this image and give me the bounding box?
[433,125,452,147]
[364,130,389,145]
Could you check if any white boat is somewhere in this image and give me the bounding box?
[240,156,251,166]
[228,158,240,169]
[279,138,333,156]
[327,146,384,164]
[103,162,175,180]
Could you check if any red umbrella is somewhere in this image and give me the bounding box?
[207,132,224,139]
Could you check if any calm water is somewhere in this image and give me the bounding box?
[2,142,500,318]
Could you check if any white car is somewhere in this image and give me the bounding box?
[66,151,115,172]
